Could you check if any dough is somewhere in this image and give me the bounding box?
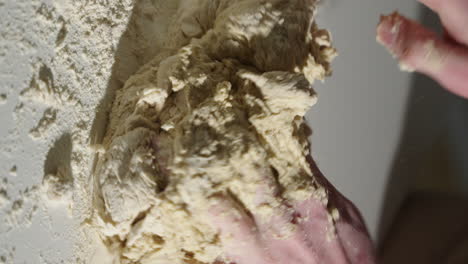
[91,0,337,263]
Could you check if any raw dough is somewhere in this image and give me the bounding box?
[91,0,336,263]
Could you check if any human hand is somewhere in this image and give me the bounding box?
[377,0,468,99]
[208,159,376,264]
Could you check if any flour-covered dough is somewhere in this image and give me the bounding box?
[92,0,336,263]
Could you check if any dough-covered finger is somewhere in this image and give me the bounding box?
[248,169,304,242]
[289,157,376,263]
[252,168,281,209]
[419,0,468,45]
[290,196,376,264]
[209,195,257,242]
[377,12,468,98]
[208,195,271,264]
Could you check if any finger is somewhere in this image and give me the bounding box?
[293,198,376,264]
[248,167,302,241]
[334,220,377,264]
[227,164,280,220]
[419,0,468,46]
[208,194,270,264]
[284,198,350,264]
[209,195,257,246]
[252,167,281,211]
[377,12,468,98]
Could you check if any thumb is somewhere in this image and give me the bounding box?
[377,12,468,99]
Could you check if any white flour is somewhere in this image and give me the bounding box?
[0,0,176,262]
[0,0,335,263]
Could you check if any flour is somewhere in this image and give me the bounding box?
[4,185,40,230]
[0,0,336,263]
[42,166,73,209]
[8,167,16,177]
[90,0,337,263]
[0,247,15,264]
[0,94,6,105]
[29,108,58,139]
[0,0,149,262]
[0,179,10,209]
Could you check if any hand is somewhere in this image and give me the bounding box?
[377,0,468,99]
[208,158,376,264]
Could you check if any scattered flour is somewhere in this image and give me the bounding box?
[42,166,73,213]
[0,0,151,262]
[0,246,15,264]
[8,167,16,177]
[0,94,7,105]
[0,179,10,209]
[29,108,57,139]
[0,0,337,263]
[4,185,40,230]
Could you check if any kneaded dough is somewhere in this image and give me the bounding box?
[91,0,337,263]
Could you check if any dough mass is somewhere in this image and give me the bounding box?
[91,0,336,263]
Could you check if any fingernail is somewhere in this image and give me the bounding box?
[377,12,403,57]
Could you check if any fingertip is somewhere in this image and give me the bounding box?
[376,12,405,56]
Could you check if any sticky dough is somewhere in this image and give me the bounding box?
[92,0,337,263]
